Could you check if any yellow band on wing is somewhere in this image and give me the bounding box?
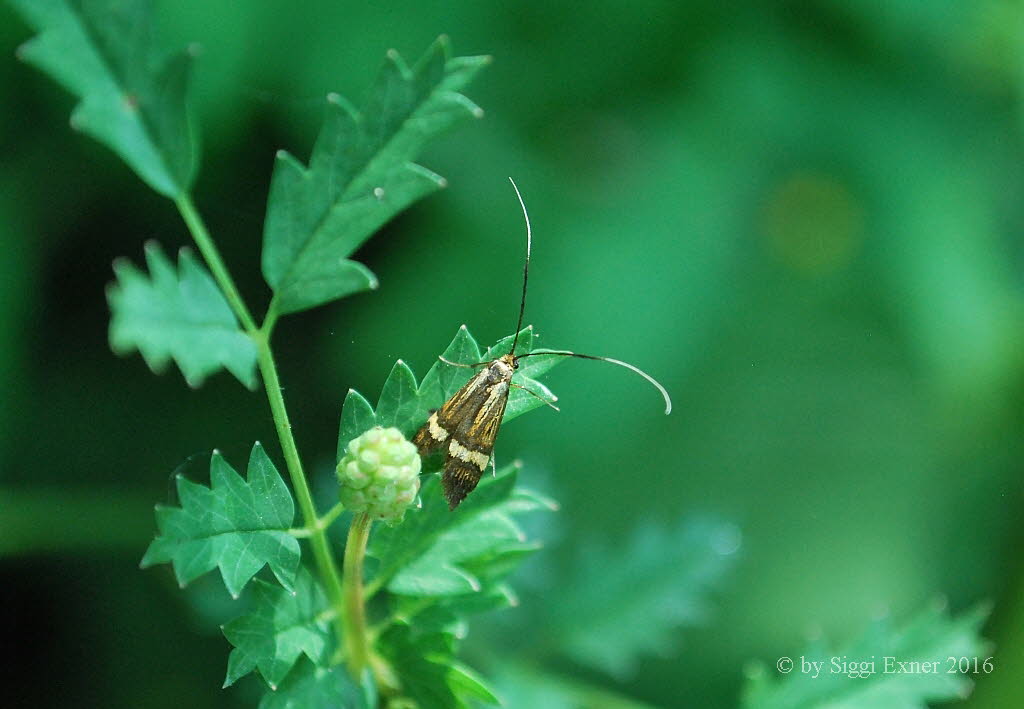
[448,439,490,470]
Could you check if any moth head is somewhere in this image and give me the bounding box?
[501,352,519,370]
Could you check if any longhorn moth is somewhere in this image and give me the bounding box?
[412,178,672,509]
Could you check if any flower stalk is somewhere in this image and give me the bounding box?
[342,512,374,675]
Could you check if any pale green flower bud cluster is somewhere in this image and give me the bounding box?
[337,426,421,523]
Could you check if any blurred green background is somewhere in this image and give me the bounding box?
[3,1,1024,707]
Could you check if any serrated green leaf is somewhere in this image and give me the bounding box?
[259,658,374,709]
[262,38,488,315]
[11,0,196,197]
[141,443,299,597]
[107,242,257,389]
[742,603,991,709]
[379,625,497,708]
[545,518,741,679]
[223,569,332,689]
[369,465,552,597]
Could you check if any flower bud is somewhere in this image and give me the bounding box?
[337,426,421,523]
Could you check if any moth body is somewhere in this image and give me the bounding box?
[413,353,517,509]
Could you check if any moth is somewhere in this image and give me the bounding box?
[413,178,672,509]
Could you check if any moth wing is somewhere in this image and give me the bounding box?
[442,379,510,509]
[412,368,491,456]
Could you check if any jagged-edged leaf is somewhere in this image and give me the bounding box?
[108,242,257,389]
[223,569,332,689]
[544,518,742,679]
[262,38,488,315]
[742,602,991,709]
[336,326,562,454]
[378,624,499,708]
[369,464,555,597]
[141,443,299,597]
[11,0,196,198]
[259,659,374,709]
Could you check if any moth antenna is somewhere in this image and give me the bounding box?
[508,177,531,356]
[516,350,673,415]
[511,381,561,411]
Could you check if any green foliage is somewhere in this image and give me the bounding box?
[370,466,554,596]
[261,38,488,315]
[223,569,333,689]
[540,519,741,679]
[742,603,991,709]
[337,325,561,458]
[107,242,257,388]
[363,464,554,707]
[137,325,563,704]
[377,625,500,708]
[10,0,195,198]
[478,517,740,706]
[141,442,299,598]
[259,660,374,709]
[209,458,550,704]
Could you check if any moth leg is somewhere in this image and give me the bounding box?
[511,382,560,411]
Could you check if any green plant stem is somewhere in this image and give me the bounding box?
[174,195,348,655]
[342,512,373,676]
[175,196,257,333]
[254,312,348,654]
[263,295,282,336]
[290,502,345,537]
[319,501,345,530]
